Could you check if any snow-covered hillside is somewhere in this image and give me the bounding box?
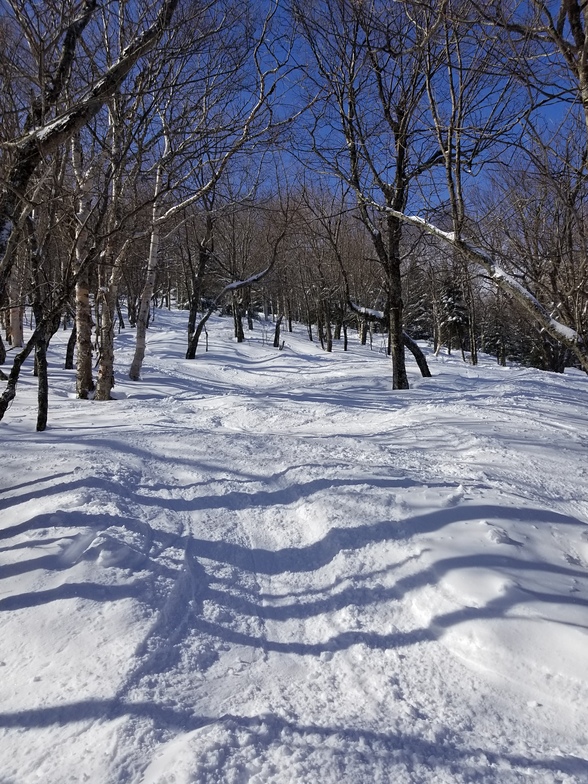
[1,310,587,783]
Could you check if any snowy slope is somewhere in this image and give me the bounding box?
[1,310,587,783]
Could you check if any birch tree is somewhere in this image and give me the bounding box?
[0,0,181,294]
[128,3,299,380]
[71,133,103,398]
[0,0,182,422]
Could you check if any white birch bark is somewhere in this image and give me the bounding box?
[128,162,164,381]
[0,0,180,300]
[72,138,96,398]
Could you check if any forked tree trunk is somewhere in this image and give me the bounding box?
[403,332,432,378]
[186,306,215,359]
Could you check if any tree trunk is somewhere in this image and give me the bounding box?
[95,97,126,402]
[95,260,123,400]
[0,334,36,421]
[388,226,409,388]
[34,316,49,432]
[317,312,325,350]
[186,307,214,359]
[129,221,161,381]
[359,318,368,345]
[323,302,333,352]
[75,267,94,397]
[187,222,213,346]
[273,314,284,348]
[116,299,125,330]
[389,305,409,388]
[9,275,24,348]
[65,323,77,370]
[129,154,164,383]
[233,293,245,342]
[403,332,432,378]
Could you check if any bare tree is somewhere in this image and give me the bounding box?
[0,0,183,422]
[124,5,301,378]
[295,0,441,387]
[401,1,588,372]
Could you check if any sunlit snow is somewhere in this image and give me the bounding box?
[1,310,587,783]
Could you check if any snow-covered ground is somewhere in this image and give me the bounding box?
[1,309,588,783]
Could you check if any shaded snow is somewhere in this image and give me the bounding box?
[1,311,588,783]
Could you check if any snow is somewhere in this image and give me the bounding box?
[491,265,582,344]
[377,206,583,350]
[223,267,273,293]
[1,310,588,783]
[350,303,385,320]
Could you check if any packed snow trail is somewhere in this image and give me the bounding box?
[1,311,587,783]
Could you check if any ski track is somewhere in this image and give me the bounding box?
[1,312,587,783]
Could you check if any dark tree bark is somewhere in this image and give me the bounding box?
[233,294,245,342]
[273,314,284,348]
[65,323,77,370]
[403,332,432,378]
[34,312,49,432]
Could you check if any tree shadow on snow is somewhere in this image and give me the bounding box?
[1,502,586,632]
[1,495,587,779]
[188,503,586,575]
[0,509,180,611]
[0,700,585,780]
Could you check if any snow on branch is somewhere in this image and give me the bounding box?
[14,0,180,156]
[377,204,588,370]
[490,265,581,344]
[349,302,385,321]
[218,267,273,299]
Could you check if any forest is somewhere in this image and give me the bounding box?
[1,0,588,429]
